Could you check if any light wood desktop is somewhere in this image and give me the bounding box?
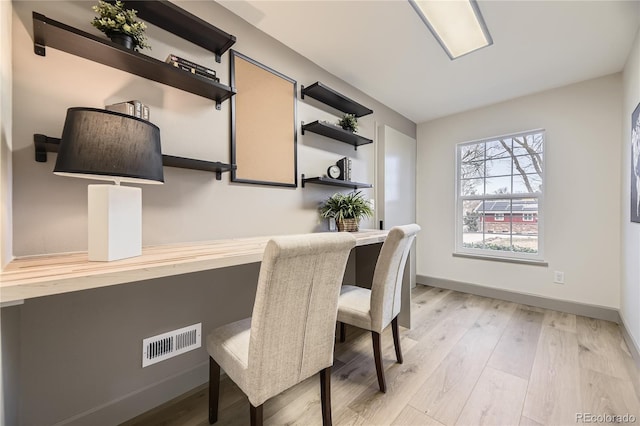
[0,230,413,327]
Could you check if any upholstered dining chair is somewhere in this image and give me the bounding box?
[336,224,421,393]
[206,232,356,426]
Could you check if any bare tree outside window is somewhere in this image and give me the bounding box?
[457,130,544,259]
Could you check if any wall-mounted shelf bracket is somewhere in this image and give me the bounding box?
[34,134,59,161]
[33,134,235,179]
[34,42,46,56]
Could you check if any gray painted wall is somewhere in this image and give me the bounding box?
[10,0,415,257]
[6,1,415,424]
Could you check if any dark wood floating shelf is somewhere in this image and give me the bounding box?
[301,82,373,117]
[33,134,234,180]
[162,155,235,180]
[126,0,236,63]
[32,12,235,109]
[301,121,373,150]
[301,174,372,189]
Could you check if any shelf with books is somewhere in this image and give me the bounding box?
[32,12,235,109]
[33,134,236,180]
[300,174,372,190]
[301,121,373,150]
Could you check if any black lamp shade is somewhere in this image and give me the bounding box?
[54,107,164,184]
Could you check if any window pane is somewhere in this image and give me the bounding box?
[460,143,484,163]
[460,178,483,196]
[513,174,542,193]
[513,153,543,175]
[462,200,484,249]
[486,139,510,159]
[483,198,511,252]
[484,234,512,251]
[512,133,543,156]
[486,156,512,177]
[513,220,538,253]
[485,176,511,194]
[461,161,484,179]
[512,198,538,214]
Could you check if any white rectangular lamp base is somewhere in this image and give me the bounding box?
[88,185,142,261]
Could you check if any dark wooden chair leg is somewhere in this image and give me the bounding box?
[371,331,386,393]
[391,316,403,364]
[320,367,332,426]
[250,404,263,426]
[339,322,346,343]
[209,357,220,424]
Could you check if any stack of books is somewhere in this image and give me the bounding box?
[105,100,150,121]
[337,157,352,181]
[166,54,220,83]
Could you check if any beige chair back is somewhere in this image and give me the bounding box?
[248,232,356,406]
[370,224,421,332]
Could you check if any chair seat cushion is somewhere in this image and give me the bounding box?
[337,285,373,331]
[206,317,252,392]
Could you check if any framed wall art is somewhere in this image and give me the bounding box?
[230,50,297,187]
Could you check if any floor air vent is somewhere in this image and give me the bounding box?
[142,323,202,367]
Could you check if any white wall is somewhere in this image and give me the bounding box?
[10,0,415,257]
[0,1,14,424]
[621,28,640,353]
[1,0,13,269]
[416,74,622,309]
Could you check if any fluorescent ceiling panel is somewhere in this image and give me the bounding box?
[409,0,493,59]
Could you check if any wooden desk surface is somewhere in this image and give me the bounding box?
[0,230,388,304]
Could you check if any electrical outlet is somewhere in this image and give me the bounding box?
[553,271,565,284]
[328,218,336,231]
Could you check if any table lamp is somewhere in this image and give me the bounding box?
[54,107,164,261]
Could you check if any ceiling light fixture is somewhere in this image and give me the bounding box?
[409,0,493,60]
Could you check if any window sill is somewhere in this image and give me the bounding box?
[452,252,548,267]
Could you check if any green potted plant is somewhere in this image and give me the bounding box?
[338,113,358,133]
[320,191,373,232]
[92,0,150,51]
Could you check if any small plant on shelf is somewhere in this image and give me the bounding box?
[320,191,373,232]
[91,0,150,51]
[338,113,358,133]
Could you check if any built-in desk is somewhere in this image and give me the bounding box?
[0,229,414,326]
[0,230,415,425]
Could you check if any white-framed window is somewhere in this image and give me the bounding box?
[456,129,544,261]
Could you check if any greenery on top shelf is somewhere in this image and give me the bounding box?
[91,0,150,51]
[338,113,358,133]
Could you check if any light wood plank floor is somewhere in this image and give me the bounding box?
[122,286,640,426]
